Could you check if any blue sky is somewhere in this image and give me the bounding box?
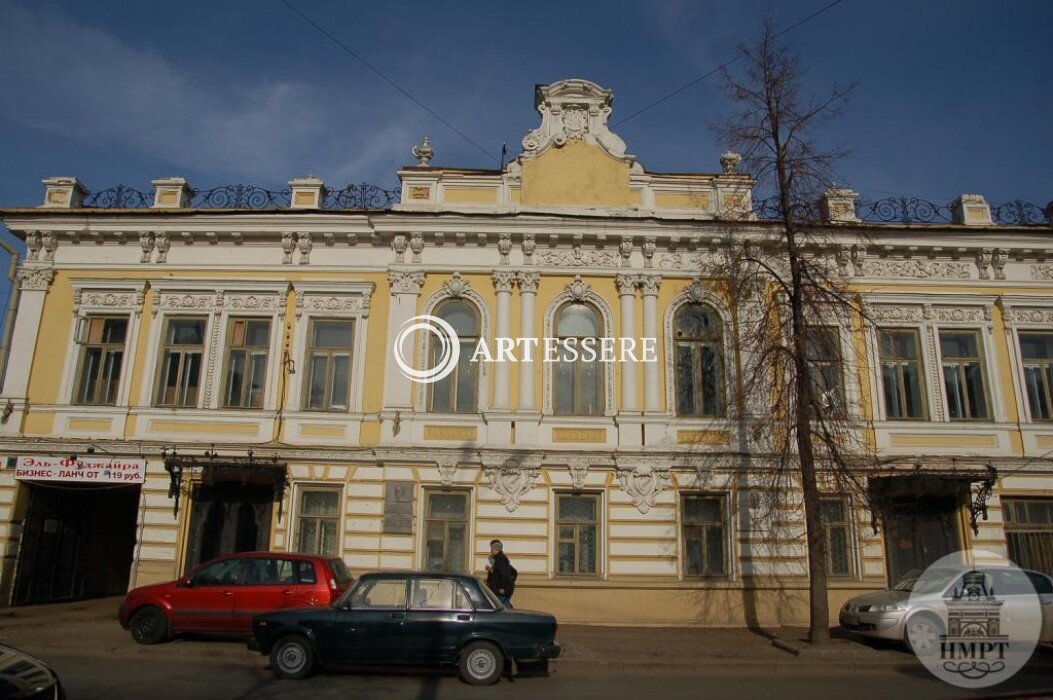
[0,0,1050,218]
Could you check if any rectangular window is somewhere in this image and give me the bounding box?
[409,578,472,610]
[1019,333,1053,421]
[222,318,271,409]
[819,498,853,577]
[556,493,599,576]
[939,330,990,420]
[681,494,727,577]
[296,489,341,557]
[74,316,128,406]
[423,490,468,574]
[1003,498,1053,576]
[805,327,844,415]
[155,318,207,407]
[304,319,354,411]
[878,329,927,420]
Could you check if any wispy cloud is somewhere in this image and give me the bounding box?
[0,1,425,183]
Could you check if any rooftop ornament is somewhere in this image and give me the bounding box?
[411,136,435,167]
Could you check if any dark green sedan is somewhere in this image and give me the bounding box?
[249,571,561,685]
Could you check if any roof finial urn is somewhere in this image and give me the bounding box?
[720,151,742,174]
[412,136,435,167]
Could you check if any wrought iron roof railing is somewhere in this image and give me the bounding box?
[76,183,1050,226]
[81,182,401,210]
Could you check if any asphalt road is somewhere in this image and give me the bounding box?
[40,650,1053,700]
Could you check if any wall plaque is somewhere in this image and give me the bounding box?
[383,480,415,534]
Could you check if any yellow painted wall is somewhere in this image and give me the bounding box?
[520,140,634,207]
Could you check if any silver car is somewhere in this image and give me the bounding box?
[839,566,1053,652]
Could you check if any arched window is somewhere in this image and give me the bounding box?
[429,300,479,413]
[555,302,602,416]
[674,303,725,417]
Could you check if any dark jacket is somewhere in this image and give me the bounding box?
[486,551,515,597]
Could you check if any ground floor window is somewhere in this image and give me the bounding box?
[1003,498,1053,576]
[819,498,853,577]
[295,489,341,557]
[556,493,600,576]
[681,494,727,577]
[423,490,469,573]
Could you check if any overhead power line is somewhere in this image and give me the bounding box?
[612,0,846,128]
[278,0,500,164]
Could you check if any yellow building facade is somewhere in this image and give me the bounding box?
[0,79,1050,626]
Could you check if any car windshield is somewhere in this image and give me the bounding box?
[893,568,959,595]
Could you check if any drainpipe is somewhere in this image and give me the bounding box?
[0,235,21,392]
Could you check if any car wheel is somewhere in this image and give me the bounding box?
[459,641,504,686]
[129,606,169,645]
[905,613,944,656]
[270,635,315,680]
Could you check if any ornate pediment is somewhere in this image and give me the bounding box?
[519,79,633,164]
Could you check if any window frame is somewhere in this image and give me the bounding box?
[804,325,847,417]
[427,299,481,414]
[72,315,130,407]
[421,489,471,574]
[294,486,343,558]
[938,328,992,421]
[301,318,356,412]
[408,577,475,612]
[1002,497,1053,577]
[877,327,929,421]
[553,301,604,417]
[220,317,273,409]
[154,315,209,408]
[1018,331,1053,422]
[680,492,729,579]
[818,497,855,578]
[673,303,726,418]
[554,491,602,578]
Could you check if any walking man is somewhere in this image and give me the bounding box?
[485,539,517,608]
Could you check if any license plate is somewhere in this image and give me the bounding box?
[844,613,859,626]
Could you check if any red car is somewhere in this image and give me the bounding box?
[118,551,353,644]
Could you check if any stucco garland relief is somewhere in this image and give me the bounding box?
[866,304,924,324]
[860,259,972,279]
[930,305,990,325]
[1004,306,1053,325]
[1030,264,1053,281]
[533,246,619,268]
[653,250,722,273]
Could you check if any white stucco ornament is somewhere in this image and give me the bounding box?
[616,465,670,514]
[520,79,634,164]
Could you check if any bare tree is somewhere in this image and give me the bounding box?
[714,18,875,644]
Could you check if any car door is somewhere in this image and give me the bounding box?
[402,578,475,663]
[170,557,245,633]
[235,557,318,631]
[333,577,409,664]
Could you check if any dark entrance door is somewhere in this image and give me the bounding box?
[184,482,273,572]
[13,483,141,604]
[871,476,965,586]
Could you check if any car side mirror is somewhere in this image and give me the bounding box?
[177,576,193,588]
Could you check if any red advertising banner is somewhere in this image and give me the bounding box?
[14,455,146,484]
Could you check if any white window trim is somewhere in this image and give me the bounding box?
[416,485,476,575]
[416,284,491,414]
[541,291,616,416]
[60,280,147,408]
[1000,299,1053,423]
[550,489,605,579]
[676,488,735,582]
[291,482,345,558]
[663,289,736,419]
[288,281,373,414]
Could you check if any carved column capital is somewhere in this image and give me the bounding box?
[615,272,638,296]
[638,274,661,297]
[388,270,425,295]
[517,270,540,294]
[16,265,55,292]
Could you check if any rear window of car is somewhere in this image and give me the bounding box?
[328,558,353,587]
